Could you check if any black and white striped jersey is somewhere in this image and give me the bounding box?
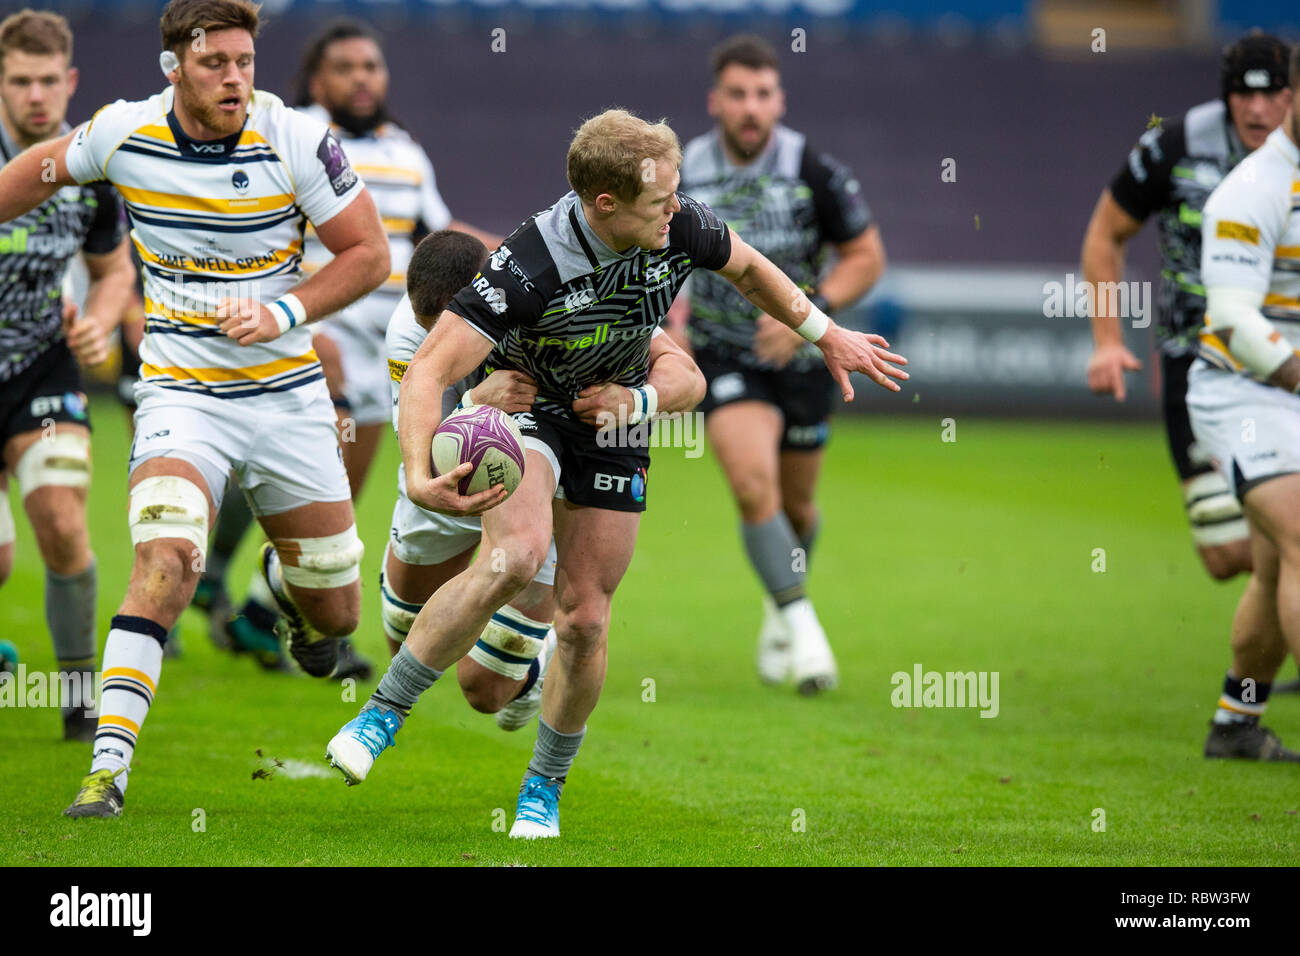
[680,125,871,370]
[0,120,125,382]
[448,190,731,422]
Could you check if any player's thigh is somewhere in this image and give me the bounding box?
[340,421,384,497]
[5,424,91,550]
[123,456,219,606]
[258,498,362,605]
[385,540,475,602]
[705,401,783,503]
[480,447,558,581]
[1242,473,1300,561]
[4,423,92,536]
[552,501,640,625]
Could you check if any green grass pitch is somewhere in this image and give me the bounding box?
[2,394,1298,866]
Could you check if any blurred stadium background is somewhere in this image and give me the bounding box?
[46,0,1297,417]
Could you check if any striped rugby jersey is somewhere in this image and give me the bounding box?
[1109,100,1248,358]
[448,190,731,423]
[298,106,451,340]
[1198,127,1300,379]
[680,125,871,371]
[0,119,125,382]
[64,86,363,404]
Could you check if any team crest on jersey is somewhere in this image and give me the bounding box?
[644,260,671,287]
[489,246,511,270]
[231,170,250,195]
[317,131,357,196]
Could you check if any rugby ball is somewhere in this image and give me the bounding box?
[432,405,526,498]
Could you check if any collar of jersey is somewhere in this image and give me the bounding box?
[568,194,641,268]
[165,98,249,161]
[1266,126,1300,166]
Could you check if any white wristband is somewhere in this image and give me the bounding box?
[269,293,306,336]
[457,388,478,410]
[629,384,658,424]
[795,303,831,343]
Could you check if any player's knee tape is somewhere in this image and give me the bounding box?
[128,476,209,559]
[468,604,551,679]
[15,432,91,496]
[379,570,423,643]
[274,525,364,589]
[0,494,14,548]
[1185,472,1248,546]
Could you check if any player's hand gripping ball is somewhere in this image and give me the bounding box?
[432,405,526,498]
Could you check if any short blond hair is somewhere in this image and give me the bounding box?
[567,109,682,203]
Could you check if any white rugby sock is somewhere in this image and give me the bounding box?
[89,616,166,793]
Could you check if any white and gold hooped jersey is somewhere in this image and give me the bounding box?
[298,105,451,340]
[64,86,364,404]
[1200,126,1300,379]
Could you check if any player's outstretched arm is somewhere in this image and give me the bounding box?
[1081,189,1145,401]
[400,310,504,516]
[714,228,908,400]
[0,130,78,223]
[571,330,706,428]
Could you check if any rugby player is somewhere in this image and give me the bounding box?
[0,0,390,817]
[192,19,500,681]
[384,230,558,730]
[1082,33,1292,580]
[667,35,885,693]
[0,9,135,741]
[1189,41,1300,761]
[326,109,907,838]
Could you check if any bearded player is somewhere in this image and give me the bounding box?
[0,9,136,740]
[326,109,907,839]
[668,35,886,693]
[193,20,499,680]
[0,0,392,817]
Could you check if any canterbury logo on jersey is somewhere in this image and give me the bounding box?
[518,323,648,350]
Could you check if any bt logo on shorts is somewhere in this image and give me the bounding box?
[594,467,647,502]
[30,391,88,421]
